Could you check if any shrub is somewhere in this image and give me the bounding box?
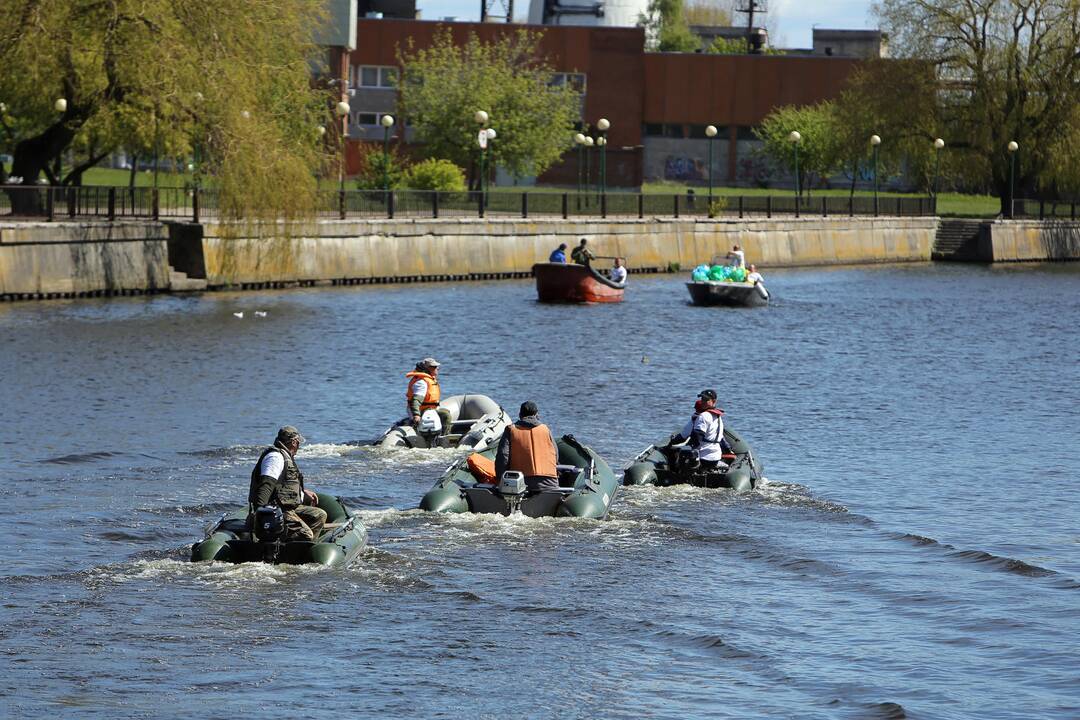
[354,144,408,190]
[403,158,467,192]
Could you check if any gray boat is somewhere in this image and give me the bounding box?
[374,394,511,450]
[686,280,770,307]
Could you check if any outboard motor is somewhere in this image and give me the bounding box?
[417,409,443,443]
[497,471,527,514]
[254,505,286,562]
[674,446,700,474]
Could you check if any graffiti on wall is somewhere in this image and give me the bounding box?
[664,156,706,182]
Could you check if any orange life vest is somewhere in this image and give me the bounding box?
[405,370,441,412]
[507,423,558,478]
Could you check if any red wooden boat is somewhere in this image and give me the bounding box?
[532,262,625,303]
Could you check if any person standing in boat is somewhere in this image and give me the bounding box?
[249,426,326,541]
[670,390,730,470]
[746,264,764,284]
[726,245,746,269]
[495,401,560,492]
[571,238,595,266]
[549,243,568,263]
[406,357,451,429]
[609,257,627,284]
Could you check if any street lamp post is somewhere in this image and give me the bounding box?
[380,113,394,193]
[870,134,882,215]
[54,98,66,185]
[335,100,351,195]
[788,130,801,209]
[705,125,718,203]
[574,132,586,210]
[928,139,946,211]
[584,135,594,207]
[484,127,496,208]
[475,110,489,199]
[597,118,610,199]
[1007,140,1019,218]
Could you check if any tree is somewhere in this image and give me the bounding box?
[873,0,1080,212]
[0,0,329,219]
[684,0,734,27]
[396,29,581,185]
[639,0,702,52]
[755,103,844,196]
[832,60,940,196]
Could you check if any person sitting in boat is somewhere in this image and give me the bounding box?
[549,243,568,263]
[571,238,595,266]
[726,245,746,269]
[746,264,764,284]
[406,357,451,430]
[609,257,627,284]
[248,425,326,541]
[669,390,730,470]
[495,401,559,492]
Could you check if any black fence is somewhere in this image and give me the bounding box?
[5,184,1071,223]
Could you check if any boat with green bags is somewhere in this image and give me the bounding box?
[419,434,619,518]
[622,427,763,491]
[190,494,367,566]
[687,263,769,307]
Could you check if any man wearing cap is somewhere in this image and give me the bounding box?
[670,390,729,469]
[248,426,326,541]
[405,358,449,428]
[495,401,560,492]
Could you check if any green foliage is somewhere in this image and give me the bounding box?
[354,144,409,190]
[0,0,329,220]
[708,197,728,217]
[755,103,844,195]
[640,0,701,52]
[396,29,581,182]
[874,0,1080,207]
[706,36,784,55]
[403,158,466,192]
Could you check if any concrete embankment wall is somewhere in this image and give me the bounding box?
[0,221,170,297]
[6,215,1076,300]
[194,217,935,287]
[984,220,1080,262]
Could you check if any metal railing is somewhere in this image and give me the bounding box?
[1,184,949,223]
[1011,198,1079,221]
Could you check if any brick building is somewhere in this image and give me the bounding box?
[344,18,862,187]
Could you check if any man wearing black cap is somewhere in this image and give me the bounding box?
[248,426,326,541]
[495,401,560,492]
[670,390,728,469]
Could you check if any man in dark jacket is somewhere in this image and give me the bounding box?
[570,238,595,266]
[249,425,326,541]
[495,401,560,492]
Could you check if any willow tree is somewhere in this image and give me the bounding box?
[0,0,329,219]
[873,0,1080,212]
[396,29,580,186]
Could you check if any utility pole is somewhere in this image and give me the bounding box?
[480,0,514,22]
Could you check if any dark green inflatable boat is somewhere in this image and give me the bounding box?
[191,494,367,566]
[623,428,763,491]
[419,434,619,518]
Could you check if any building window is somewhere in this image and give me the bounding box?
[549,72,587,93]
[356,112,378,126]
[356,65,398,89]
[643,123,664,137]
[737,126,758,141]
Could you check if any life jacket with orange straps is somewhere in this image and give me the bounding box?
[405,370,441,414]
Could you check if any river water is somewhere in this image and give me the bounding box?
[1,263,1078,719]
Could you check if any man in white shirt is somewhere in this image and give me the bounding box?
[746,264,764,284]
[671,389,728,469]
[609,257,627,284]
[726,245,746,268]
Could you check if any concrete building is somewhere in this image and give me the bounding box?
[345,18,863,187]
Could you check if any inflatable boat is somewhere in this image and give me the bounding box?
[533,262,625,303]
[191,494,367,566]
[623,427,763,491]
[375,394,511,450]
[419,434,619,518]
[686,280,769,307]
